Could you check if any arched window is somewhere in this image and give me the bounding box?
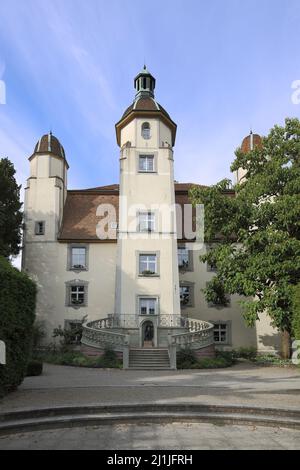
[142,122,150,140]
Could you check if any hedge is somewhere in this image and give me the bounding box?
[26,360,43,377]
[0,256,36,396]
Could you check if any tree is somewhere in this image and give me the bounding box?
[292,283,300,341]
[0,158,23,257]
[190,118,300,358]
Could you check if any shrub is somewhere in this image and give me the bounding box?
[176,348,198,368]
[253,354,293,367]
[177,347,234,369]
[177,355,233,369]
[26,360,43,376]
[216,350,236,365]
[0,256,36,396]
[42,349,122,368]
[52,315,87,351]
[232,347,257,360]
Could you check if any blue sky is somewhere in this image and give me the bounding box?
[0,0,300,194]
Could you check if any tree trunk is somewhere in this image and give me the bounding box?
[281,330,291,359]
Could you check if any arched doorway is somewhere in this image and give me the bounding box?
[142,320,154,348]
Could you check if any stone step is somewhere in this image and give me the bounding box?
[1,404,300,435]
[128,348,170,369]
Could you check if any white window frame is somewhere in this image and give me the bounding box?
[71,247,87,270]
[138,211,155,232]
[139,297,158,315]
[65,280,88,308]
[67,244,89,272]
[139,154,154,172]
[70,285,85,306]
[139,254,157,275]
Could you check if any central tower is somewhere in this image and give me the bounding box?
[114,66,181,347]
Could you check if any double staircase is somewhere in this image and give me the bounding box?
[129,348,170,369]
[81,315,215,369]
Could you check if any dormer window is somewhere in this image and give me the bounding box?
[142,122,150,140]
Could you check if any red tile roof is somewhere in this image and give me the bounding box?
[58,183,214,242]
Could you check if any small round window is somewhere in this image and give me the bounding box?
[142,122,150,140]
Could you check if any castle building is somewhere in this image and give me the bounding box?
[22,67,280,368]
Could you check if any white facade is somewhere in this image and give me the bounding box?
[22,68,280,354]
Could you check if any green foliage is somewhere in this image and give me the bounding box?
[26,360,43,376]
[292,283,300,340]
[203,276,230,306]
[0,256,36,396]
[42,349,122,369]
[177,347,234,369]
[32,321,46,350]
[252,354,293,367]
[189,118,300,337]
[53,315,87,351]
[98,345,121,367]
[216,350,236,364]
[176,347,198,368]
[232,347,257,360]
[0,158,23,257]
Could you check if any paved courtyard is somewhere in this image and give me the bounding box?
[0,362,299,449]
[0,362,299,412]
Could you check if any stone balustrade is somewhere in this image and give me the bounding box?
[81,320,129,350]
[81,316,214,369]
[169,323,214,349]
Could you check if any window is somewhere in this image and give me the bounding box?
[35,221,45,235]
[68,245,89,271]
[139,254,157,275]
[141,122,150,139]
[213,322,231,345]
[180,282,194,308]
[139,155,154,172]
[66,280,88,308]
[178,247,189,269]
[180,286,191,306]
[71,247,86,270]
[138,211,155,232]
[139,298,157,315]
[70,285,85,306]
[64,320,83,344]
